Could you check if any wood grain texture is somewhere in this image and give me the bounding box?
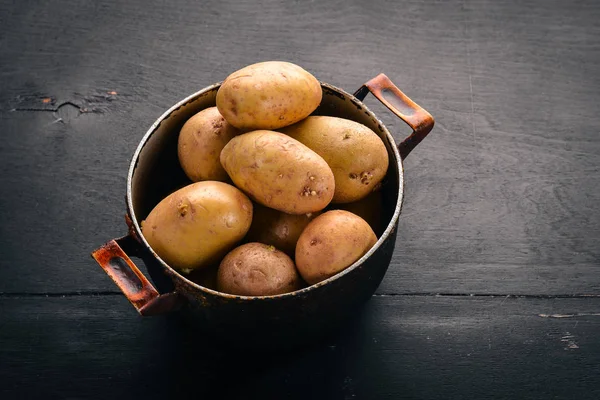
[3,1,600,398]
[376,0,600,295]
[0,0,598,297]
[1,295,600,399]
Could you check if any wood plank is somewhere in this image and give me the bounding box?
[1,294,599,399]
[379,0,600,295]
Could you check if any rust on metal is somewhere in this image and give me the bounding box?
[91,238,179,315]
[124,212,142,243]
[354,73,435,160]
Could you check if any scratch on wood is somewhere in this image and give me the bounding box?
[8,90,122,114]
[468,74,476,145]
[463,0,477,151]
[538,313,600,318]
[12,101,87,113]
[560,332,579,350]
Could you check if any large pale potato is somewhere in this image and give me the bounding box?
[178,107,241,182]
[217,243,302,296]
[220,130,335,214]
[280,116,389,203]
[216,61,322,130]
[245,203,321,257]
[141,181,253,273]
[295,210,377,285]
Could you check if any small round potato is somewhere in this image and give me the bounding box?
[178,107,241,182]
[220,130,335,214]
[280,116,389,203]
[245,204,321,257]
[216,61,322,130]
[141,181,253,273]
[217,243,302,296]
[295,210,377,285]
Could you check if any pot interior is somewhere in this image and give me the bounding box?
[129,83,402,270]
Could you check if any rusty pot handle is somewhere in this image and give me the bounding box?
[354,73,435,160]
[91,235,183,316]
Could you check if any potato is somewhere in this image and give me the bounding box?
[245,204,321,257]
[216,61,322,130]
[141,181,253,273]
[335,190,384,236]
[295,210,377,285]
[280,116,389,203]
[217,243,302,296]
[220,130,335,214]
[177,107,241,182]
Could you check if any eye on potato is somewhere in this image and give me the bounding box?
[217,242,302,296]
[245,204,321,257]
[220,130,335,214]
[216,61,322,130]
[295,210,377,285]
[141,181,253,273]
[280,116,389,203]
[178,107,241,182]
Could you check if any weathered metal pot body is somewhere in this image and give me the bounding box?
[92,74,434,350]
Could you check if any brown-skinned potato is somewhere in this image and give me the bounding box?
[295,210,377,285]
[178,107,241,182]
[245,204,321,257]
[141,181,253,274]
[217,243,302,296]
[216,61,322,130]
[220,130,335,214]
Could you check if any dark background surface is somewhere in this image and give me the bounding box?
[1,0,599,398]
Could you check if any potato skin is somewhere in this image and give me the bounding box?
[178,107,241,182]
[295,210,377,285]
[216,61,322,130]
[141,181,253,273]
[245,204,321,257]
[280,116,389,203]
[220,130,335,214]
[217,243,302,296]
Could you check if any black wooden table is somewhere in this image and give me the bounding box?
[2,0,599,398]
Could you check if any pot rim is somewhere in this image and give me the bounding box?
[126,81,404,301]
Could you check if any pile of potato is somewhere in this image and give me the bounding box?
[141,61,389,296]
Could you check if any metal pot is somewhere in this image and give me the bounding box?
[92,74,434,350]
